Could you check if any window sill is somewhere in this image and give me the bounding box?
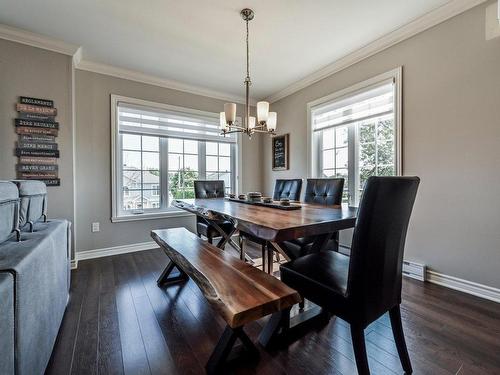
[111,210,195,223]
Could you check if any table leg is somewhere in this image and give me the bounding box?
[261,243,266,272]
[268,242,291,262]
[307,233,333,254]
[259,304,331,349]
[239,234,245,261]
[267,242,273,274]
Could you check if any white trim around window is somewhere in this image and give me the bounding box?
[111,95,239,222]
[306,67,403,205]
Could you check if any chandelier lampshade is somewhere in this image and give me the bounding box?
[257,101,270,124]
[267,112,277,131]
[224,103,237,124]
[248,116,256,130]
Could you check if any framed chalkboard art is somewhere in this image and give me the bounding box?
[272,133,289,171]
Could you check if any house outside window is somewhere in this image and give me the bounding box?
[308,68,402,206]
[111,95,238,221]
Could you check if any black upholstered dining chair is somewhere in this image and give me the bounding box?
[240,178,303,272]
[280,176,420,374]
[280,178,344,259]
[193,180,234,244]
[273,179,302,201]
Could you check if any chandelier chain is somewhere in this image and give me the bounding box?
[246,18,250,82]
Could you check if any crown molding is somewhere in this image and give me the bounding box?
[75,58,255,105]
[72,46,83,67]
[265,0,488,103]
[0,23,79,56]
[0,23,254,105]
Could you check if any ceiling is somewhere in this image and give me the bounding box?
[0,0,451,100]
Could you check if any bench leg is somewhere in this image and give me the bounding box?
[206,325,259,375]
[157,261,189,286]
[258,307,291,348]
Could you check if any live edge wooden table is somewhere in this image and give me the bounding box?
[172,198,357,257]
[169,198,358,346]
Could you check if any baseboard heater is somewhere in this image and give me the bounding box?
[402,260,426,281]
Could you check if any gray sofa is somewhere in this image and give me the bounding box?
[0,180,71,375]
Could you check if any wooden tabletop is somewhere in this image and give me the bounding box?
[173,198,357,242]
[152,228,301,328]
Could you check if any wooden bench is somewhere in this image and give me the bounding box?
[151,227,301,374]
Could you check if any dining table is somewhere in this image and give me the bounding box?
[172,197,357,259]
[169,197,358,346]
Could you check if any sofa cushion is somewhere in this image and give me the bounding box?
[11,180,47,230]
[0,219,70,375]
[0,181,19,244]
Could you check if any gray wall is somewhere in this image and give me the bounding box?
[1,1,499,290]
[262,2,500,288]
[0,38,75,226]
[74,69,262,252]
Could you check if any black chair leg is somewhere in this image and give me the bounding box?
[351,325,370,375]
[389,305,413,374]
[261,243,266,272]
[208,237,213,244]
[267,244,273,274]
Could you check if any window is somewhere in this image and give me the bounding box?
[206,142,233,194]
[308,68,401,206]
[111,96,238,221]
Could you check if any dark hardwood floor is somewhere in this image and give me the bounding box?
[45,248,500,375]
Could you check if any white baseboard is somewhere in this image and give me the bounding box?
[426,270,500,304]
[75,241,159,263]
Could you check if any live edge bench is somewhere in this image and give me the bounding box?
[151,228,301,374]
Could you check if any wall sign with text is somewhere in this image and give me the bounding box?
[15,96,60,186]
[272,133,289,171]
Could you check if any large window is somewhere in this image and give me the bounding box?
[309,68,401,206]
[111,96,238,221]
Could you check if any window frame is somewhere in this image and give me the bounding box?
[306,67,402,206]
[111,95,240,222]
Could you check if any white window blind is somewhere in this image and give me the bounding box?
[118,102,237,143]
[308,70,401,207]
[312,80,394,132]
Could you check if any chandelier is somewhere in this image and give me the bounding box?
[220,8,277,137]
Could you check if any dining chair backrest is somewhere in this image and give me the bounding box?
[303,178,344,206]
[347,176,420,325]
[194,180,225,199]
[273,179,302,201]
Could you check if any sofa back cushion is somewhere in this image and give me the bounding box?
[0,181,19,243]
[12,180,47,229]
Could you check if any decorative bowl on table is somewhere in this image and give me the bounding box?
[247,192,262,202]
[280,198,290,206]
[238,194,246,200]
[228,193,236,198]
[262,197,273,204]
